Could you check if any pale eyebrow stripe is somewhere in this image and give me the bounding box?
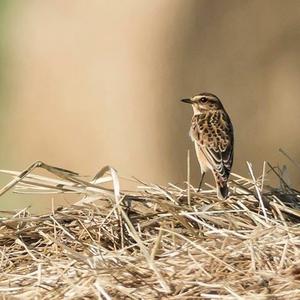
[192,95,215,101]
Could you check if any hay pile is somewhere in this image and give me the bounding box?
[0,161,300,299]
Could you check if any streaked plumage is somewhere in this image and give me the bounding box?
[181,92,234,199]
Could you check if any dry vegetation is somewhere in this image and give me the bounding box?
[0,159,300,299]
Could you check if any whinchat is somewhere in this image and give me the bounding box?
[181,92,234,199]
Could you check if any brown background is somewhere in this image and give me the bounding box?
[1,0,300,211]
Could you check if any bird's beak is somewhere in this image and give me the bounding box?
[181,98,193,104]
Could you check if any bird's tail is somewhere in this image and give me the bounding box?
[217,183,229,200]
[213,172,229,200]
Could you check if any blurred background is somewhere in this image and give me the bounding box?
[1,0,300,212]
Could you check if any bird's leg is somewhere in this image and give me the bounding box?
[197,172,206,192]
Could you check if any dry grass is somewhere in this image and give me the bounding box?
[0,160,300,299]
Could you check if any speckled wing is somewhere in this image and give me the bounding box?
[191,110,234,182]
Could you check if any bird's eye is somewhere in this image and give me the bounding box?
[200,97,208,103]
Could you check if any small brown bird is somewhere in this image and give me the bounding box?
[181,92,234,199]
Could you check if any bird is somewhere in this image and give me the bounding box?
[181,92,234,199]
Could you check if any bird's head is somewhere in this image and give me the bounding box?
[181,92,223,114]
